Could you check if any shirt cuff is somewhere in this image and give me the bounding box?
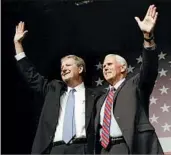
[15,52,26,61]
[143,44,156,50]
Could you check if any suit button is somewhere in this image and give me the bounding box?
[116,117,120,119]
[49,136,52,139]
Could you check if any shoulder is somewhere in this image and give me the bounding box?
[47,79,66,90]
[86,86,107,98]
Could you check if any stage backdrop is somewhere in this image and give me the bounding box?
[2,0,171,153]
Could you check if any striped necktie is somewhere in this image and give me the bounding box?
[101,88,115,148]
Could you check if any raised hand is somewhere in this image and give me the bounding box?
[135,5,158,34]
[14,21,28,43]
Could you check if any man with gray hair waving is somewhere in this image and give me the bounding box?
[95,4,163,154]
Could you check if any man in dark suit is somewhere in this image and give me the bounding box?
[14,22,100,154]
[95,5,164,154]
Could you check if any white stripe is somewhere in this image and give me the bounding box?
[159,137,171,152]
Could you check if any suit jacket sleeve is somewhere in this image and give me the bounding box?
[134,46,159,113]
[16,57,49,97]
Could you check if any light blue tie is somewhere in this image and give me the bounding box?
[62,89,76,143]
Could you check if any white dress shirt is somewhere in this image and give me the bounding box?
[53,83,86,142]
[15,52,86,142]
[100,78,125,138]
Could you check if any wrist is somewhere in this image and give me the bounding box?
[143,32,153,39]
[14,41,22,45]
[14,42,24,54]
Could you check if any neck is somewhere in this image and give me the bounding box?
[110,76,124,86]
[67,78,83,88]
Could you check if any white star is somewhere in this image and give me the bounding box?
[158,51,167,60]
[154,80,157,87]
[162,123,171,132]
[158,68,168,77]
[149,114,159,123]
[159,85,169,95]
[95,77,104,86]
[127,65,135,73]
[150,96,158,105]
[160,103,171,112]
[95,62,103,70]
[169,61,171,67]
[136,55,142,64]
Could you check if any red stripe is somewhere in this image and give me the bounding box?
[103,117,110,125]
[103,121,109,128]
[101,140,109,148]
[102,127,109,135]
[101,141,107,148]
[101,133,109,142]
[109,91,114,97]
[107,96,113,104]
[105,102,112,111]
[104,110,111,120]
[102,126,109,135]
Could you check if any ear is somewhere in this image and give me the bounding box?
[79,66,84,74]
[120,64,127,73]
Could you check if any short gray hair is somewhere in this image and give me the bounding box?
[106,54,128,69]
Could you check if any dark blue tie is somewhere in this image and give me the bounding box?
[62,89,76,143]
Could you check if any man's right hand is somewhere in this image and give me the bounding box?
[14,21,28,54]
[14,21,28,44]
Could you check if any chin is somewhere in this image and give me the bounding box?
[63,77,72,83]
[105,77,113,83]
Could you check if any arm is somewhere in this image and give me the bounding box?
[134,5,159,111]
[14,21,48,96]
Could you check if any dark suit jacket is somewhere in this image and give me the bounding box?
[95,47,164,154]
[16,57,100,154]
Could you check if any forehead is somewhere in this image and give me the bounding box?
[103,55,116,64]
[61,57,76,65]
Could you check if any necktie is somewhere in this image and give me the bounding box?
[101,88,114,148]
[62,89,76,143]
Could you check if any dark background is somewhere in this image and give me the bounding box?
[2,0,171,153]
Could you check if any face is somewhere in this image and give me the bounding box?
[61,58,83,83]
[103,55,122,84]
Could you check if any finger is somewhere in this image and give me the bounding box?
[149,5,155,16]
[23,30,28,36]
[154,12,158,22]
[18,21,22,31]
[134,17,141,25]
[21,22,24,32]
[145,5,152,17]
[151,6,156,18]
[16,26,18,33]
[19,21,23,31]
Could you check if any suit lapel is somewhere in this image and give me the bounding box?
[95,89,108,132]
[85,88,96,130]
[113,80,126,105]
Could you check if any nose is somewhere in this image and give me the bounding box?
[104,67,108,72]
[61,66,67,74]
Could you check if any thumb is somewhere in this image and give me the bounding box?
[23,30,28,36]
[134,17,141,25]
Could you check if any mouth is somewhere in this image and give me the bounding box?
[105,72,111,75]
[62,71,70,76]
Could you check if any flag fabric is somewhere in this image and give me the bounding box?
[92,49,171,153]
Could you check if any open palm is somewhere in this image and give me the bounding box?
[14,21,28,43]
[135,5,158,33]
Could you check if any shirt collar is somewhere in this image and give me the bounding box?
[67,82,85,92]
[109,78,125,91]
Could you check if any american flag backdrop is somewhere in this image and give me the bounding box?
[92,49,171,153]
